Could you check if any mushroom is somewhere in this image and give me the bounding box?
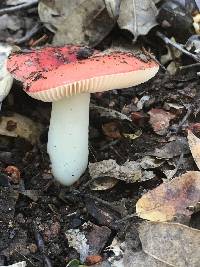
[7,46,159,185]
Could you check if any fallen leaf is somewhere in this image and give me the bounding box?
[150,137,190,159]
[188,130,200,170]
[123,250,171,267]
[136,171,200,222]
[109,229,170,267]
[0,113,43,144]
[102,121,122,139]
[188,123,200,135]
[90,104,131,121]
[38,0,115,46]
[131,111,149,127]
[104,0,121,19]
[90,176,118,191]
[140,156,164,169]
[89,159,142,183]
[123,129,142,140]
[139,221,200,267]
[66,222,111,262]
[117,0,158,41]
[148,108,175,135]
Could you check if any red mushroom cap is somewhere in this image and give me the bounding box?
[8,45,94,82]
[8,47,159,102]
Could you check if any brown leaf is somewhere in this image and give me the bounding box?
[139,221,200,267]
[188,130,200,170]
[136,171,200,222]
[102,121,122,139]
[148,108,175,135]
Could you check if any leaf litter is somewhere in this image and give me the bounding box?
[1,0,200,266]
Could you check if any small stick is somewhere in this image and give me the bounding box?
[0,0,38,15]
[156,31,200,62]
[169,105,192,134]
[142,46,167,72]
[179,62,200,70]
[115,213,137,223]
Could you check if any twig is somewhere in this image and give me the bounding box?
[156,31,200,62]
[15,249,37,266]
[177,105,192,129]
[115,213,137,223]
[0,0,38,15]
[11,23,41,45]
[179,63,200,70]
[168,153,184,180]
[169,105,192,134]
[142,46,167,72]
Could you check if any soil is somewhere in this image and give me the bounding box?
[0,70,200,267]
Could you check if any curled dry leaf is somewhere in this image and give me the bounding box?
[89,176,118,191]
[136,171,200,222]
[148,108,175,135]
[89,159,142,183]
[139,221,200,267]
[187,130,200,170]
[0,113,43,144]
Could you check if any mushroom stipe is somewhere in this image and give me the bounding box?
[7,45,159,185]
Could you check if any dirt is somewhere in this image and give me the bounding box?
[0,71,200,266]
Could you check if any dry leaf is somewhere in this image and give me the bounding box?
[139,221,200,267]
[39,0,115,46]
[89,159,142,183]
[148,108,175,135]
[90,104,131,121]
[117,0,158,41]
[90,176,118,191]
[104,0,121,19]
[188,130,200,170]
[102,121,122,139]
[136,171,200,222]
[123,250,171,267]
[0,113,43,144]
[150,137,190,159]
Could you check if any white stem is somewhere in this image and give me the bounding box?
[47,93,90,185]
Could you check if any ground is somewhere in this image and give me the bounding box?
[0,70,200,266]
